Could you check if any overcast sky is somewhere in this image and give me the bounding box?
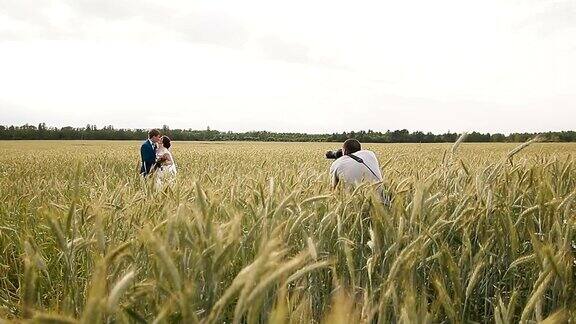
[0,0,575,134]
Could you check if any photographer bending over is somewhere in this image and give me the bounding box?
[328,139,383,191]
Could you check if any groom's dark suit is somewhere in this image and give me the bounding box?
[140,139,156,175]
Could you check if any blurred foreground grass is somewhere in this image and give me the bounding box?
[0,141,575,323]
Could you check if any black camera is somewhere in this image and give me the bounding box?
[325,148,343,159]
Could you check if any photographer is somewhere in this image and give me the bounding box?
[328,139,383,190]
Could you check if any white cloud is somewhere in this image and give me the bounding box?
[0,0,574,133]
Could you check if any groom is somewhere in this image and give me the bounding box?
[140,129,162,176]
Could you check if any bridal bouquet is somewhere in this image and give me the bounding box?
[153,155,168,170]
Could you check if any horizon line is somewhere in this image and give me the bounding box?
[2,123,575,137]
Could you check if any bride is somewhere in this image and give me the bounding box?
[152,135,177,186]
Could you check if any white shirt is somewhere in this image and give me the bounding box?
[329,150,383,188]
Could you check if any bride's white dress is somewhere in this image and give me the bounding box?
[155,146,177,186]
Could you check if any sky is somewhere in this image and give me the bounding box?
[0,0,575,134]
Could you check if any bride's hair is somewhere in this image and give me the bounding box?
[162,136,171,149]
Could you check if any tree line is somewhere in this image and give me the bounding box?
[1,123,575,143]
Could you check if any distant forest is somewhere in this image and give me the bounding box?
[1,123,575,143]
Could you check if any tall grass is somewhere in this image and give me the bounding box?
[0,141,575,323]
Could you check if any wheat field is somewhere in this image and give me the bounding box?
[0,140,575,323]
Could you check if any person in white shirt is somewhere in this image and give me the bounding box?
[329,139,383,190]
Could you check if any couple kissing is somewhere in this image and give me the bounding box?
[140,129,177,180]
